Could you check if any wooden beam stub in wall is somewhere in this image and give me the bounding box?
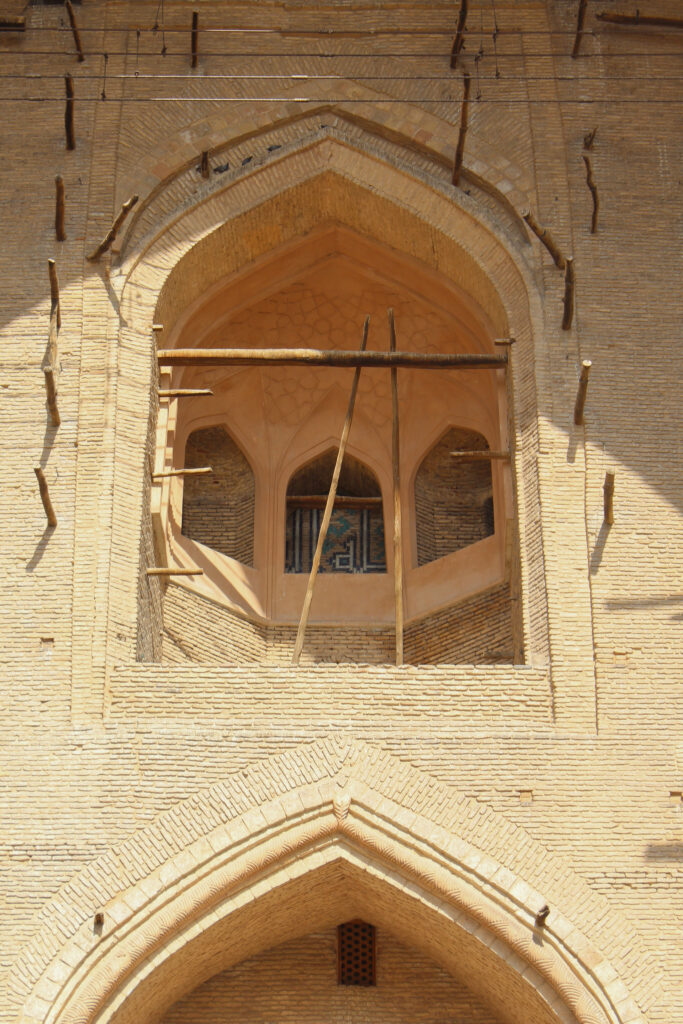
[596,12,683,29]
[572,0,588,58]
[146,567,204,576]
[34,466,57,527]
[523,211,566,269]
[158,388,213,398]
[65,0,85,62]
[452,71,471,187]
[191,11,199,67]
[152,467,213,478]
[43,368,61,428]
[65,74,75,150]
[87,195,139,262]
[450,0,469,69]
[451,449,511,461]
[583,155,599,233]
[603,471,615,525]
[54,176,65,241]
[573,360,592,425]
[562,257,576,331]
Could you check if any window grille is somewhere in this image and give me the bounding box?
[337,920,376,986]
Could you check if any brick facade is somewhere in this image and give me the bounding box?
[1,2,681,1024]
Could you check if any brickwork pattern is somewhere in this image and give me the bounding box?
[0,2,681,1023]
[161,579,513,665]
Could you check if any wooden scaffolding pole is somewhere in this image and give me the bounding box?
[34,466,57,527]
[292,317,370,666]
[452,71,471,187]
[55,175,66,241]
[388,308,404,667]
[158,348,508,370]
[65,0,85,62]
[87,194,139,262]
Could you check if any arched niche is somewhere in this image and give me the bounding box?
[182,425,255,567]
[15,747,646,1024]
[415,427,495,567]
[285,449,386,575]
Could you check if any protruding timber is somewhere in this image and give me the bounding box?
[43,368,61,427]
[65,0,85,62]
[573,359,592,425]
[87,194,139,261]
[34,466,57,527]
[583,126,597,150]
[292,317,370,666]
[55,175,66,241]
[572,0,588,58]
[200,150,210,179]
[450,0,469,69]
[583,154,599,233]
[158,348,508,370]
[596,12,683,29]
[191,11,199,68]
[562,257,575,331]
[146,567,203,576]
[603,470,615,525]
[152,467,212,478]
[451,449,510,461]
[152,323,164,333]
[158,388,213,398]
[523,211,566,269]
[0,15,25,31]
[535,905,550,928]
[48,259,61,330]
[388,308,404,667]
[65,74,75,150]
[452,71,471,187]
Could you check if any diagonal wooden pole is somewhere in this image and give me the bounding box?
[292,316,369,665]
[388,308,404,666]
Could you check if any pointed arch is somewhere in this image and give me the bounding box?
[13,742,647,1024]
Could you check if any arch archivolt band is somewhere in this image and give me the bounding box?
[15,745,646,1024]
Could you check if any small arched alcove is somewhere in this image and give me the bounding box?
[415,427,495,567]
[285,449,386,575]
[181,425,255,566]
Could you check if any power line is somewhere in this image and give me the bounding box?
[3,48,683,58]
[0,96,679,105]
[2,73,682,82]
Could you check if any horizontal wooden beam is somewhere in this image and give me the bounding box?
[450,450,511,461]
[158,348,508,370]
[287,494,382,509]
[152,467,212,478]
[146,567,203,576]
[0,15,25,31]
[158,388,213,398]
[596,12,683,29]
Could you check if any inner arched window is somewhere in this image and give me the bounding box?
[415,428,494,566]
[285,450,386,574]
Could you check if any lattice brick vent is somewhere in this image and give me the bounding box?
[337,920,376,985]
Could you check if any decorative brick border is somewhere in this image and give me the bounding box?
[13,740,647,1024]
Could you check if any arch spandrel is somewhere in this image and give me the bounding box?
[13,742,647,1024]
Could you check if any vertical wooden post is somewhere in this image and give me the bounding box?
[603,471,614,525]
[200,150,210,179]
[562,257,575,331]
[64,74,75,150]
[55,175,66,241]
[450,0,469,70]
[292,317,370,666]
[388,308,404,666]
[34,466,57,527]
[65,0,85,62]
[191,11,199,68]
[452,71,471,187]
[572,0,588,58]
[573,359,592,425]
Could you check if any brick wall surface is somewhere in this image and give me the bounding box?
[0,2,681,1024]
